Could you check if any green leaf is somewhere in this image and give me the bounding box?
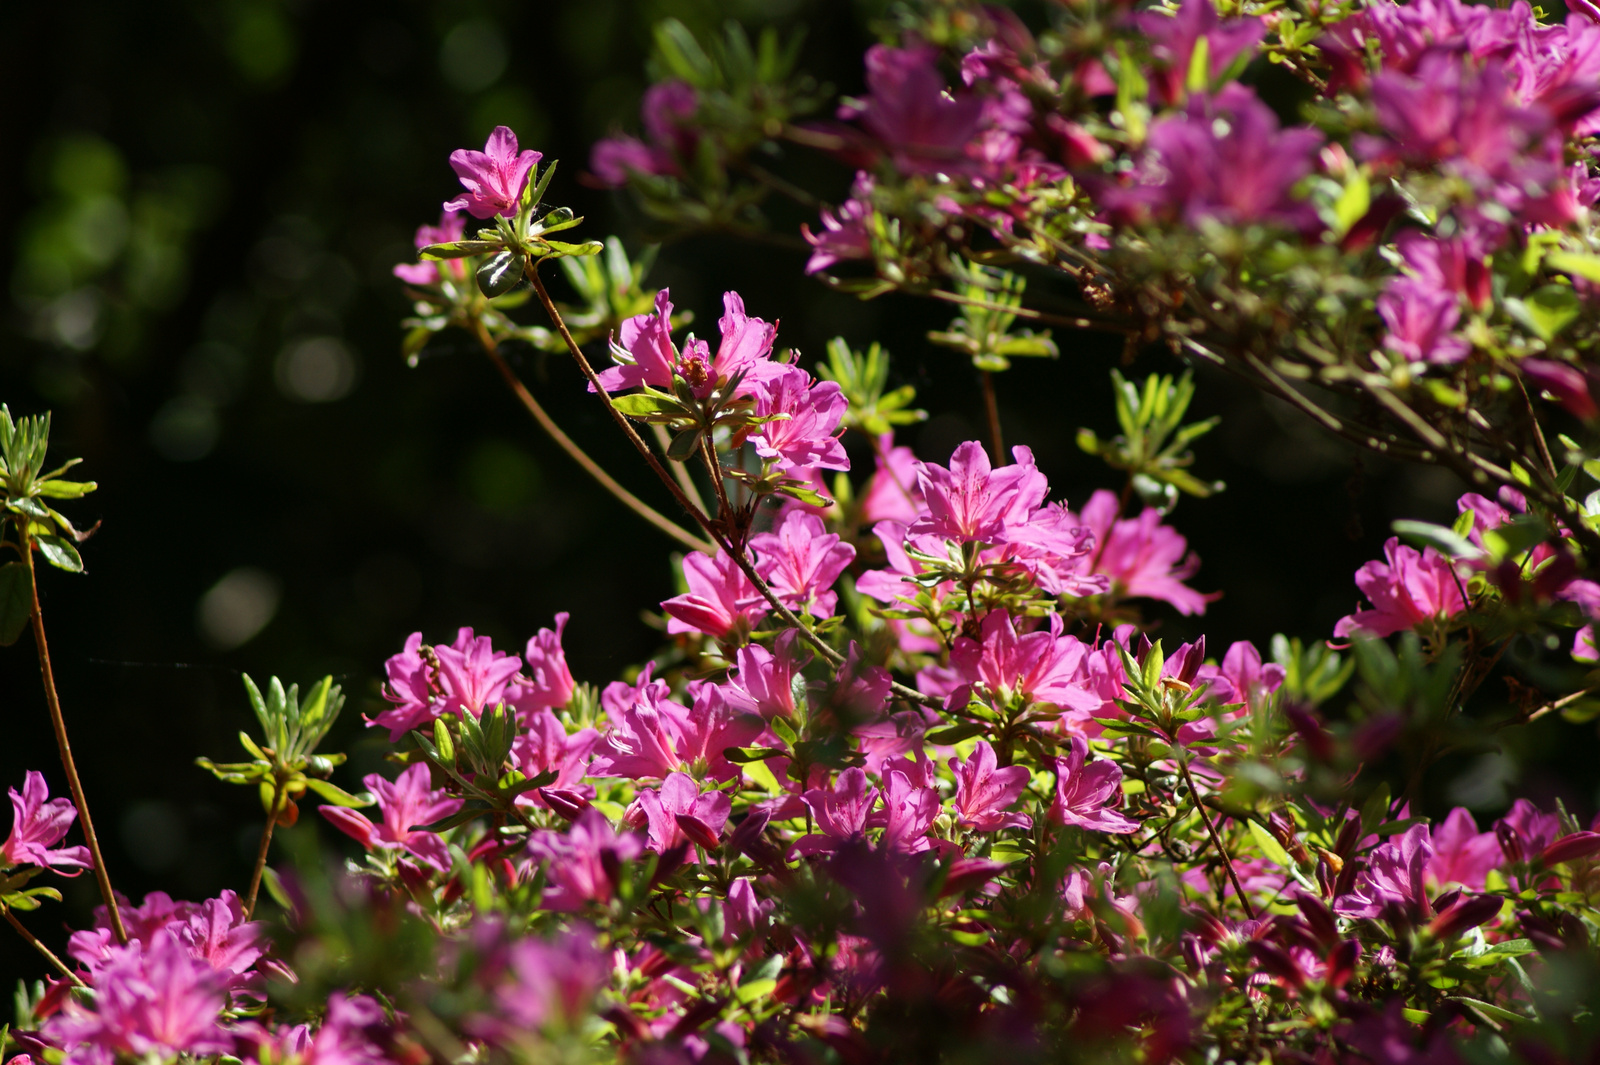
[419,240,503,261]
[925,722,988,745]
[1331,169,1371,236]
[1392,519,1480,560]
[302,778,371,807]
[667,428,702,462]
[476,250,523,299]
[35,534,83,573]
[1248,819,1293,867]
[723,746,788,764]
[735,978,777,1005]
[774,482,830,507]
[1546,251,1600,283]
[0,562,30,646]
[1449,996,1527,1026]
[611,393,687,419]
[35,479,96,499]
[1506,285,1580,341]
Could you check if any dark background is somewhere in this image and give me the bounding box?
[0,0,1584,987]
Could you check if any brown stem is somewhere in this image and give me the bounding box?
[1516,376,1559,479]
[527,259,945,711]
[1524,685,1599,725]
[3,908,86,988]
[1179,759,1256,920]
[470,319,713,554]
[21,532,126,945]
[699,434,735,527]
[243,779,288,919]
[929,288,1132,333]
[980,370,1004,461]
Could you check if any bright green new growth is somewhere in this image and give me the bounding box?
[1077,368,1225,512]
[0,406,98,645]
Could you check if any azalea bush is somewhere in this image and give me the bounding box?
[10,0,1600,1062]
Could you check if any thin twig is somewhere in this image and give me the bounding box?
[980,370,1004,460]
[1179,759,1256,920]
[243,779,288,920]
[1524,685,1599,725]
[3,908,86,988]
[471,320,713,554]
[929,288,1130,332]
[22,532,126,945]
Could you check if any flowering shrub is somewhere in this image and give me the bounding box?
[11,1,1600,1063]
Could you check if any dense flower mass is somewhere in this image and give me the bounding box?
[21,1,1600,1061]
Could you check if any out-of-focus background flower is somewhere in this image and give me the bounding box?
[0,0,1568,982]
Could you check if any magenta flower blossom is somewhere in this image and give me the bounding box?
[950,740,1032,831]
[910,441,1048,549]
[874,767,940,854]
[509,612,576,718]
[662,548,764,639]
[488,927,609,1035]
[629,772,732,858]
[509,710,598,811]
[746,367,850,474]
[1427,807,1501,890]
[1195,641,1285,708]
[802,173,875,275]
[594,288,782,399]
[319,763,463,873]
[280,994,389,1065]
[1050,735,1139,834]
[675,682,764,782]
[946,611,1099,715]
[369,631,442,740]
[1071,489,1211,615]
[2,770,90,873]
[848,46,986,172]
[393,209,466,287]
[1134,0,1267,105]
[1333,537,1466,639]
[435,629,524,718]
[46,930,230,1065]
[525,806,644,912]
[1395,228,1497,312]
[587,669,694,780]
[751,511,856,619]
[1495,797,1563,862]
[858,435,921,524]
[795,768,879,857]
[444,126,541,219]
[176,891,268,994]
[1114,84,1323,231]
[1335,823,1434,920]
[727,630,809,719]
[590,81,699,187]
[1377,277,1471,366]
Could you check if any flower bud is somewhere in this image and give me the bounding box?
[1325,939,1360,989]
[938,858,1007,898]
[675,813,723,851]
[1539,830,1600,867]
[1426,894,1502,939]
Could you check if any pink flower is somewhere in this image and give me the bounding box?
[858,435,921,524]
[795,768,879,856]
[46,930,230,1065]
[946,611,1099,716]
[1050,735,1139,834]
[1333,536,1466,639]
[1134,0,1267,105]
[910,441,1048,549]
[726,630,809,718]
[874,768,940,854]
[594,289,782,399]
[2,771,90,873]
[444,126,541,219]
[525,807,644,912]
[675,682,765,783]
[1072,490,1211,615]
[509,710,598,811]
[176,891,267,994]
[319,763,463,873]
[369,631,443,741]
[950,740,1033,831]
[662,549,765,639]
[587,668,693,780]
[1195,641,1286,708]
[1427,807,1501,890]
[1335,823,1434,920]
[628,772,732,858]
[849,46,986,173]
[508,613,576,718]
[802,173,875,275]
[393,209,466,286]
[1377,277,1471,366]
[751,511,856,619]
[435,629,524,718]
[746,367,850,474]
[488,927,608,1034]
